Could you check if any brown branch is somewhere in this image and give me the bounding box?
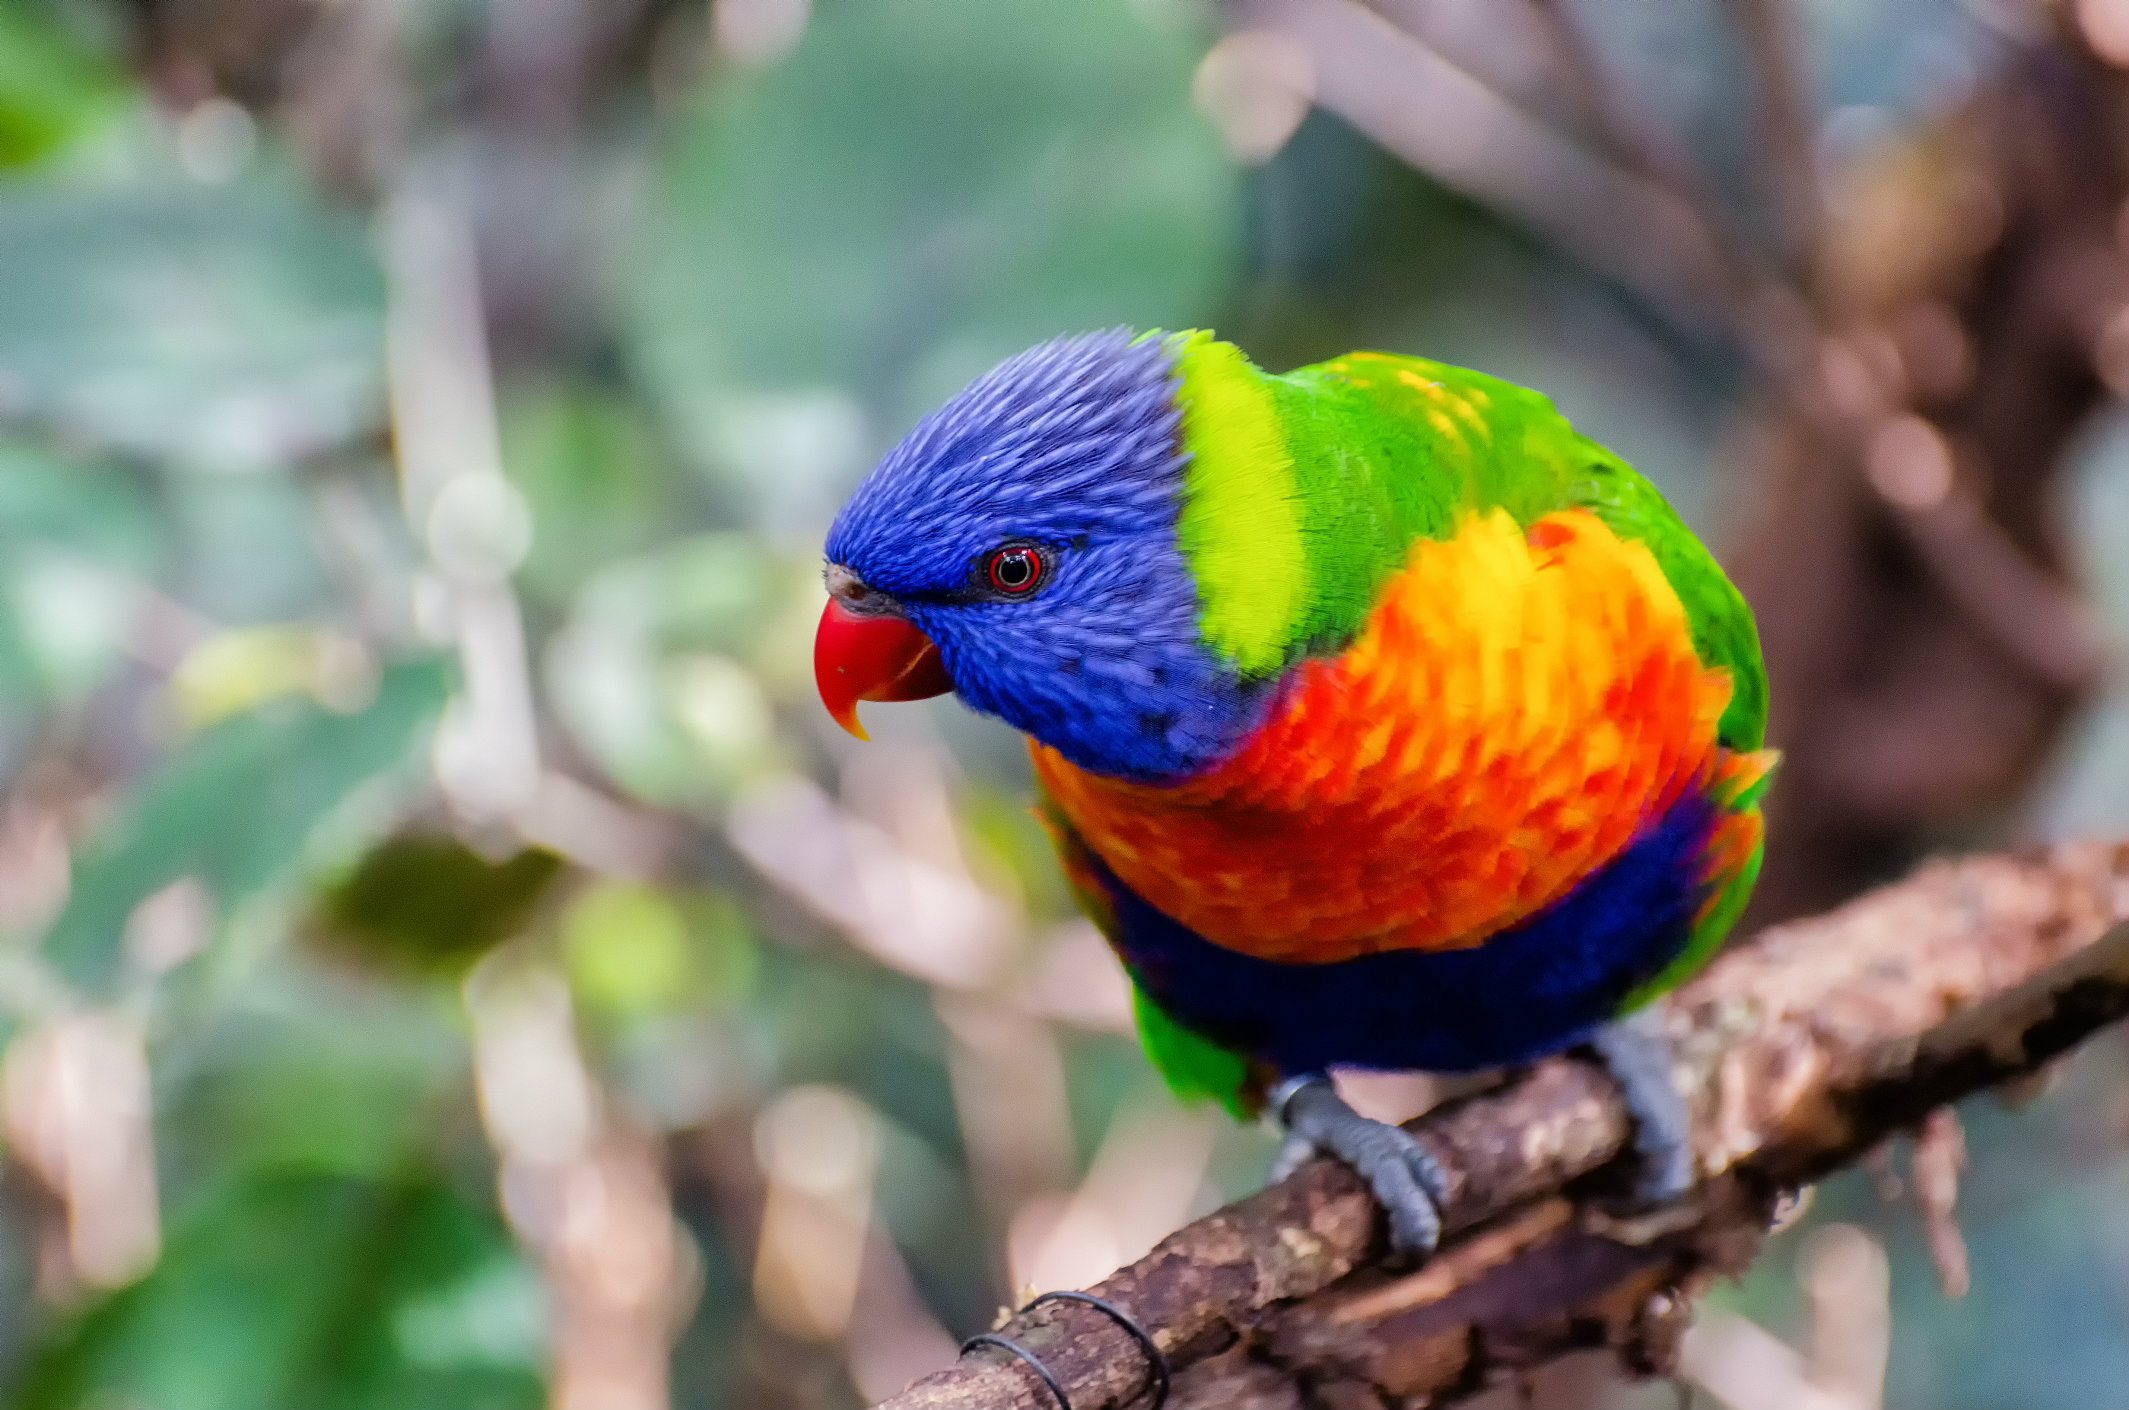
[874,842,2129,1410]
[1725,0,1822,267]
[1234,0,1745,342]
[1521,0,1777,298]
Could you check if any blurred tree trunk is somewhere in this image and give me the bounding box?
[1734,25,2120,923]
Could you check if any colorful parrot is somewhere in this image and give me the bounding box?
[813,330,1774,1256]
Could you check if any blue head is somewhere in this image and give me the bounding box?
[820,330,1265,781]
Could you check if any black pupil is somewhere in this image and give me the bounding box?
[996,551,1035,589]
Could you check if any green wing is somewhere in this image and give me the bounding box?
[1562,443,1768,750]
[1130,981,1254,1118]
[1188,343,1770,750]
[1325,354,1779,998]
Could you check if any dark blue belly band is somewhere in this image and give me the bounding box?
[1095,784,1721,1075]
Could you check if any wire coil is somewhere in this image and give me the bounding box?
[957,1288,1170,1410]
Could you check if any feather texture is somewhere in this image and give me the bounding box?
[823,330,1775,1107]
[1036,508,1771,964]
[1170,342,1768,750]
[1171,332,1306,676]
[1063,777,1732,1092]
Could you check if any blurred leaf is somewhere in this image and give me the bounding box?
[562,882,758,1022]
[172,624,373,728]
[164,471,340,624]
[560,880,689,1018]
[629,0,1240,522]
[314,836,566,978]
[499,380,676,604]
[0,5,126,170]
[0,440,156,703]
[546,534,807,807]
[42,659,451,994]
[958,783,1071,920]
[685,890,762,1008]
[0,440,153,561]
[0,164,385,470]
[0,552,131,706]
[156,967,472,1188]
[14,1172,544,1410]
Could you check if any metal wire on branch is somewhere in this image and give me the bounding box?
[872,842,2129,1410]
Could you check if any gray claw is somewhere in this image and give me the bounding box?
[1267,1130,1316,1185]
[1588,1009,1694,1204]
[1276,1076,1449,1259]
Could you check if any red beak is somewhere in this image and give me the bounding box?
[814,596,955,740]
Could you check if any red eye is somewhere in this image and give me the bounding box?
[987,546,1044,595]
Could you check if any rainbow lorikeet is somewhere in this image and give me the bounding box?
[814,330,1774,1256]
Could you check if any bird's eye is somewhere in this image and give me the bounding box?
[986,545,1045,595]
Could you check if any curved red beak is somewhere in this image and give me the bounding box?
[814,596,954,740]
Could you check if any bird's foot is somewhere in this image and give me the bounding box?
[1586,1008,1693,1206]
[1272,1075,1449,1260]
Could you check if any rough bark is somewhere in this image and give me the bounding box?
[873,842,2129,1410]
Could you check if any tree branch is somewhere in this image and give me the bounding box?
[873,842,2129,1410]
[1724,0,1821,267]
[1233,0,1745,343]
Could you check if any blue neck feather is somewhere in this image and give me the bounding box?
[826,331,1270,782]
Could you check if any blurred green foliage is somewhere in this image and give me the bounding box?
[20,1173,544,1410]
[0,441,156,705]
[501,383,675,607]
[44,661,448,992]
[0,171,384,470]
[561,881,761,1023]
[317,836,567,977]
[0,5,122,169]
[631,0,1240,526]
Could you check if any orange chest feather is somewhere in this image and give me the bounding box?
[1033,509,1738,963]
